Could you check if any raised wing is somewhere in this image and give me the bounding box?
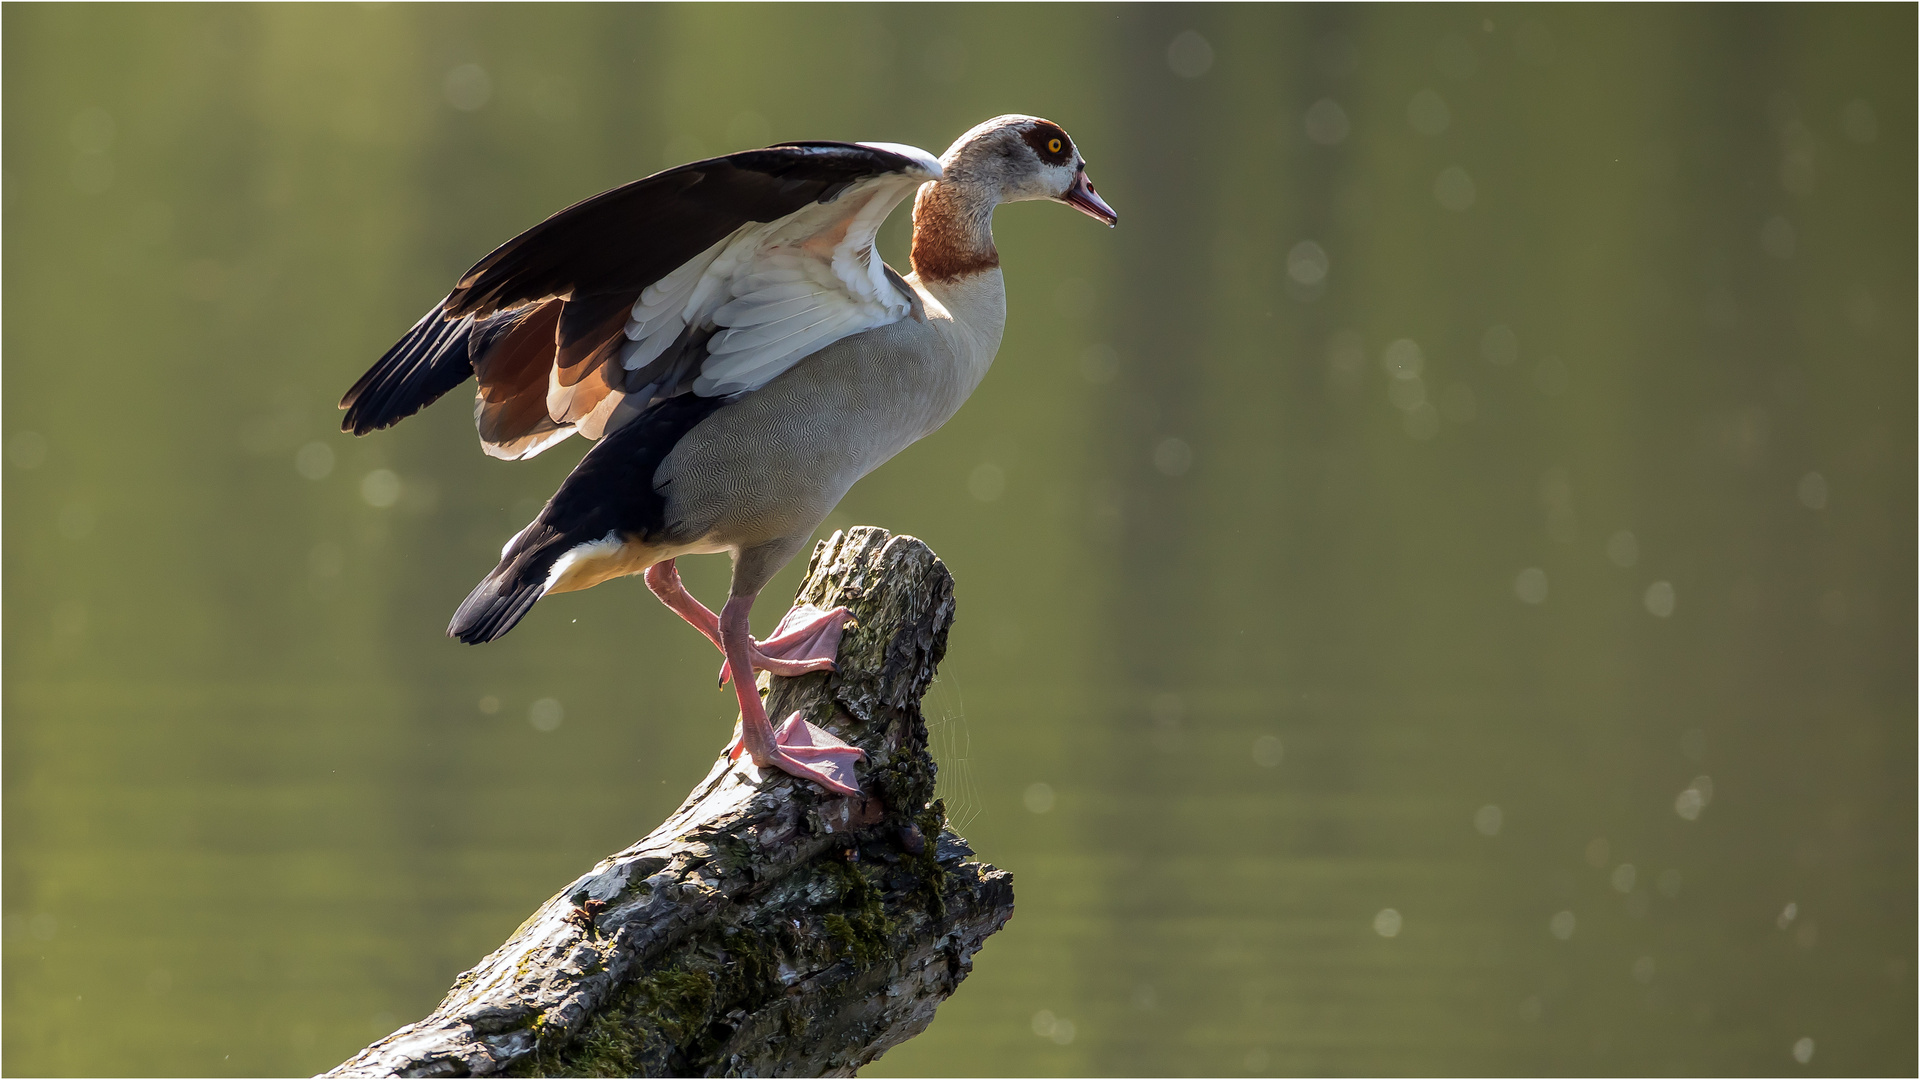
[340,142,940,459]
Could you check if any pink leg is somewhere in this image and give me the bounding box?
[645,560,722,649]
[719,593,865,796]
[645,558,849,686]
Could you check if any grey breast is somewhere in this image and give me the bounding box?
[655,315,963,552]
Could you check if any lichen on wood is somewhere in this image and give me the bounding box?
[325,528,1013,1079]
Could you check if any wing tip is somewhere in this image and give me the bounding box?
[339,300,477,435]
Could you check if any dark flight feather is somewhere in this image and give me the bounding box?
[340,301,473,434]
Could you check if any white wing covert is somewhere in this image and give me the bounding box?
[570,143,939,429]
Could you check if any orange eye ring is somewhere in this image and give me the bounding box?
[1048,138,1063,153]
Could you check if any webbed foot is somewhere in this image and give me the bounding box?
[727,712,866,796]
[718,604,852,686]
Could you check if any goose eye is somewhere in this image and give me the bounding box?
[1047,138,1063,153]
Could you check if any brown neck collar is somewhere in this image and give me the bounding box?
[910,180,999,283]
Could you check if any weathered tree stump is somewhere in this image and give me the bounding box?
[326,528,1013,1078]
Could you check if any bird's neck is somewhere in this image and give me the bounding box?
[910,180,1000,283]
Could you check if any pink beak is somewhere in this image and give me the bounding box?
[1063,168,1118,227]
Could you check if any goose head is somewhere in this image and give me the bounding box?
[939,114,1118,226]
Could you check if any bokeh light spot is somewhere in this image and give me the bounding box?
[1611,863,1637,893]
[1474,804,1503,836]
[528,697,563,732]
[445,64,492,111]
[1286,240,1329,286]
[1675,775,1713,821]
[1030,1010,1075,1045]
[1644,580,1676,618]
[1606,530,1639,568]
[361,469,402,508]
[1303,98,1350,145]
[1381,338,1424,377]
[1434,165,1476,211]
[1549,910,1576,939]
[1796,471,1827,509]
[295,441,335,480]
[1166,31,1214,78]
[1388,373,1426,412]
[1480,324,1518,365]
[1252,735,1283,768]
[967,463,1005,502]
[1022,782,1055,814]
[1153,437,1194,477]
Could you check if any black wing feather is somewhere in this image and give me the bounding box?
[339,303,534,435]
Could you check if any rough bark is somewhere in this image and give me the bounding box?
[325,528,1012,1078]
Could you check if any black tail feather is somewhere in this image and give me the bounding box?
[447,521,570,644]
[448,568,548,644]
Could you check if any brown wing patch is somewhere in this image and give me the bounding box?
[548,295,638,424]
[475,300,564,446]
[553,294,632,388]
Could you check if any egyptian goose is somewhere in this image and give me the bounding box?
[339,115,1116,796]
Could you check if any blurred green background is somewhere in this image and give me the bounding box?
[4,4,1913,1076]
